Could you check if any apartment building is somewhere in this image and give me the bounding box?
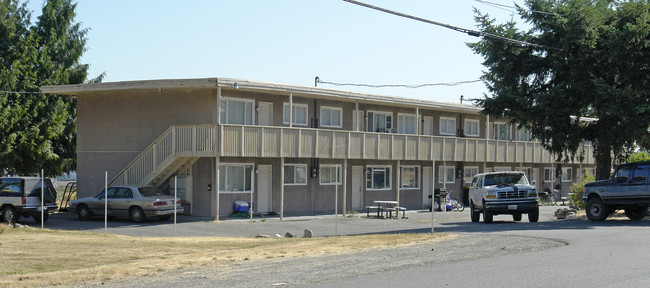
[41,77,596,219]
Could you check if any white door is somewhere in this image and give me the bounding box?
[423,167,433,206]
[258,102,273,126]
[352,166,363,209]
[257,165,272,213]
[423,116,433,136]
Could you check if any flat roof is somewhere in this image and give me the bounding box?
[40,77,483,114]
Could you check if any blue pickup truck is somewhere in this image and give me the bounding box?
[583,161,650,221]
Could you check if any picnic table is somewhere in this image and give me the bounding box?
[366,200,406,219]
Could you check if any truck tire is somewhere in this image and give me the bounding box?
[483,206,493,223]
[586,197,609,221]
[624,206,647,220]
[470,202,480,222]
[513,213,522,222]
[2,206,18,224]
[528,206,539,222]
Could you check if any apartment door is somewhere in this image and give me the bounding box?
[423,116,433,136]
[258,102,273,126]
[423,167,433,206]
[257,165,272,213]
[351,166,363,209]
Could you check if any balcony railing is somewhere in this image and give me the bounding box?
[110,124,595,186]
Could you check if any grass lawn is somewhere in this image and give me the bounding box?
[0,224,454,287]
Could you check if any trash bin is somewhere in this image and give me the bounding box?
[233,201,249,213]
[434,188,447,212]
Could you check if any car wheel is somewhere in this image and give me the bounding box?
[513,213,522,222]
[77,204,91,220]
[528,207,539,222]
[2,206,18,224]
[483,206,493,223]
[130,207,145,223]
[624,206,647,220]
[158,215,172,221]
[33,212,49,223]
[470,202,480,222]
[586,197,609,221]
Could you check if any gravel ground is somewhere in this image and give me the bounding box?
[89,233,564,288]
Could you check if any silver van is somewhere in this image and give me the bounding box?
[0,177,58,224]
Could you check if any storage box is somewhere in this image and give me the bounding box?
[233,201,249,212]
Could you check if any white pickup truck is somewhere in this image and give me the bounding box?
[468,171,539,223]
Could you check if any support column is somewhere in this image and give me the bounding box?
[416,106,420,135]
[280,157,285,221]
[396,160,401,204]
[343,159,348,216]
[289,93,293,128]
[217,87,222,124]
[215,157,220,221]
[355,100,360,132]
[431,159,435,234]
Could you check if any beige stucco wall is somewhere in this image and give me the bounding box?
[76,88,214,196]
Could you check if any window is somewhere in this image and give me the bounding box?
[464,166,479,184]
[320,106,342,128]
[219,164,254,193]
[515,125,532,141]
[0,178,22,195]
[438,166,455,184]
[612,165,633,181]
[220,97,254,125]
[562,167,573,182]
[397,114,417,135]
[284,164,307,185]
[494,122,511,140]
[400,166,420,189]
[440,117,456,135]
[366,166,391,190]
[320,164,341,185]
[464,119,479,137]
[516,167,536,184]
[367,111,392,133]
[633,164,650,182]
[283,103,308,126]
[544,167,554,182]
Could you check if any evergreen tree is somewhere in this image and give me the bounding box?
[0,0,97,176]
[468,0,650,180]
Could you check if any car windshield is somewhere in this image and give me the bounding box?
[138,187,167,197]
[484,174,529,186]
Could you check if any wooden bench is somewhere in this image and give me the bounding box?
[365,205,379,217]
[394,207,407,219]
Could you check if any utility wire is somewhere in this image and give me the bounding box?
[343,0,564,52]
[316,77,481,89]
[474,0,561,16]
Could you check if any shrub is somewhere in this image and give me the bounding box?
[569,171,595,209]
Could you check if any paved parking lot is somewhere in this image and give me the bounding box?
[24,205,563,237]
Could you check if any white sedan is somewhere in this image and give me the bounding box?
[69,186,183,222]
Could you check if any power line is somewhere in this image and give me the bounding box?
[315,77,481,89]
[342,0,564,52]
[474,0,561,16]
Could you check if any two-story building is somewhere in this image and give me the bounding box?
[41,77,596,219]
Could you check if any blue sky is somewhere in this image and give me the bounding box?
[27,0,525,104]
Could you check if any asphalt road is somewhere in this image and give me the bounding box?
[25,206,650,287]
